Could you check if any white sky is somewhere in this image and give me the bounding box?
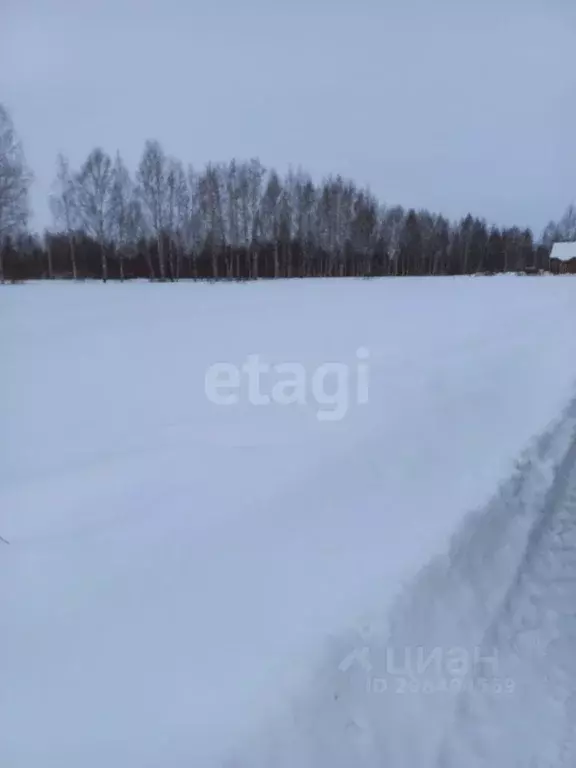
[2,0,575,235]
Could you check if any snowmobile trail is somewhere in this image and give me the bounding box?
[437,417,576,767]
[237,392,576,767]
[352,393,576,768]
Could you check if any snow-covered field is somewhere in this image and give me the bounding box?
[2,275,576,767]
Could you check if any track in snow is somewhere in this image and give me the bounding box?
[438,405,576,767]
[238,392,576,767]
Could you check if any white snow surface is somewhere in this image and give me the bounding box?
[2,275,576,767]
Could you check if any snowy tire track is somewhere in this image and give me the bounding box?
[437,426,576,767]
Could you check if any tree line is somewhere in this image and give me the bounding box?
[0,103,574,283]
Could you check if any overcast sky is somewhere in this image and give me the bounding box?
[2,0,575,236]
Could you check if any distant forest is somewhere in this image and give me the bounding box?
[1,103,575,283]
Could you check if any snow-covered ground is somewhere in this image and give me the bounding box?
[2,275,576,767]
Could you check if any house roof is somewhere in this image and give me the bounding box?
[550,242,576,262]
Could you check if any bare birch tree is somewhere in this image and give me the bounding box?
[165,158,189,280]
[76,148,113,281]
[0,104,31,283]
[185,165,203,278]
[109,152,142,281]
[50,153,79,279]
[172,160,190,280]
[137,140,169,280]
[261,170,282,277]
[199,163,226,279]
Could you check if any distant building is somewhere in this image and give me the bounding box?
[550,242,576,274]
